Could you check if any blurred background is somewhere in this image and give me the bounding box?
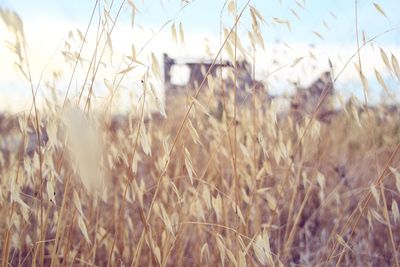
[0,0,399,112]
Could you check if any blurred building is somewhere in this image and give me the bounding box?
[290,71,337,123]
[163,53,265,116]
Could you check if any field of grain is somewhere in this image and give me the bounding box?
[1,1,400,266]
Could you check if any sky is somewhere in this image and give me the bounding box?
[0,0,400,112]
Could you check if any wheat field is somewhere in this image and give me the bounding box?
[1,0,400,266]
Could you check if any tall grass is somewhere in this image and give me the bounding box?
[1,0,400,266]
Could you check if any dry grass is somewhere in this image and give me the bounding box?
[1,1,400,266]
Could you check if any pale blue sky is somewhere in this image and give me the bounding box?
[2,0,399,44]
[0,0,399,111]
